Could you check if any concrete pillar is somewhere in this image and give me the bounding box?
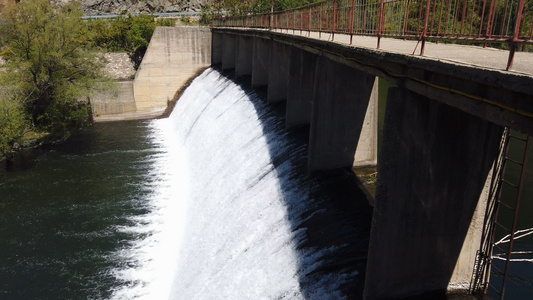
[235,35,253,78]
[353,79,379,167]
[286,47,317,128]
[364,87,504,299]
[221,34,236,71]
[267,41,290,103]
[308,57,377,171]
[252,37,270,88]
[211,31,223,65]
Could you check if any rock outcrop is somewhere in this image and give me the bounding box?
[51,0,210,15]
[0,0,14,11]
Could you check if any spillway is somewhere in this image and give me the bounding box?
[112,68,373,299]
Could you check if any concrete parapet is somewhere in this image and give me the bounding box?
[286,47,316,128]
[235,35,253,78]
[252,36,270,88]
[364,87,504,299]
[134,26,211,115]
[308,57,377,171]
[222,33,236,71]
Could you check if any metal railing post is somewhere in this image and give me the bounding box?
[506,0,525,70]
[350,0,356,44]
[333,0,337,41]
[377,0,385,48]
[420,0,432,55]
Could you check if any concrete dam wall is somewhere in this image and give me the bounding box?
[99,25,532,299]
[93,26,211,122]
[211,28,533,299]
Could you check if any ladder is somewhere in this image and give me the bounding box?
[471,128,531,299]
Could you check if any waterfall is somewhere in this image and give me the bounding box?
[113,68,372,299]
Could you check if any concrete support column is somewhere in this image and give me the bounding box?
[221,34,236,71]
[235,36,253,78]
[308,57,377,171]
[252,37,270,88]
[364,87,504,299]
[211,31,223,65]
[353,79,379,167]
[286,47,317,128]
[267,41,290,103]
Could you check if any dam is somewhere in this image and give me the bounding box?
[2,4,533,299]
[82,17,533,298]
[140,20,533,298]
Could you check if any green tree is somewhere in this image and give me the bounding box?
[0,97,29,158]
[0,0,110,135]
[88,14,156,68]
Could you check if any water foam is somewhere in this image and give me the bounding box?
[110,119,190,300]
[110,68,368,299]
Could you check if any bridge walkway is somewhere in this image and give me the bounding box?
[270,29,533,76]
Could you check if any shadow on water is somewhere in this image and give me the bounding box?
[217,68,374,299]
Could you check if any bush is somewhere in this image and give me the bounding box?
[0,0,110,141]
[0,98,29,158]
[88,14,158,68]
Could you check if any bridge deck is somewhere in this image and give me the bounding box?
[271,29,533,76]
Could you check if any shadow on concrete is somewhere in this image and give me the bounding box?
[365,86,504,298]
[216,67,374,299]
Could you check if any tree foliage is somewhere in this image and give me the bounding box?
[88,14,158,68]
[0,0,111,155]
[0,98,29,158]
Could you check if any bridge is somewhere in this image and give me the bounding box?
[94,1,533,298]
[209,25,533,298]
[205,2,533,298]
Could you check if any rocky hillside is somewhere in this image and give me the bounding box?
[51,0,210,15]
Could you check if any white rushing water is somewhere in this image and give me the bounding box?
[111,68,363,299]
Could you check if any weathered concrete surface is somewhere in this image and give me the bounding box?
[286,47,316,127]
[353,79,378,167]
[134,26,211,118]
[91,80,136,121]
[211,32,223,65]
[364,87,504,299]
[212,28,533,136]
[235,35,253,78]
[308,57,377,171]
[221,33,236,71]
[267,41,290,103]
[90,53,138,122]
[251,36,270,88]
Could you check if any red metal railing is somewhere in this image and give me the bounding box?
[212,0,533,70]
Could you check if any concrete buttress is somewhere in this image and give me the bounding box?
[252,37,270,88]
[221,33,236,71]
[267,41,290,103]
[286,47,317,128]
[235,35,253,78]
[211,31,222,65]
[308,57,377,171]
[364,87,504,299]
